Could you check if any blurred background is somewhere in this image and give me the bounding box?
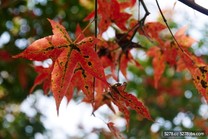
[0,0,207,139]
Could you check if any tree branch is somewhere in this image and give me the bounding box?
[178,0,208,16]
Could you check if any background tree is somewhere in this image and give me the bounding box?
[0,0,207,139]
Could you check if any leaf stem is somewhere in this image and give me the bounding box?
[95,0,98,44]
[155,0,194,64]
[129,0,150,41]
[92,0,98,104]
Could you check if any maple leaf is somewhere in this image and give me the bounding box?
[109,82,153,127]
[85,0,131,34]
[147,46,166,88]
[12,35,64,61]
[92,82,152,128]
[193,66,208,101]
[171,41,208,102]
[108,90,130,127]
[144,22,207,102]
[13,19,108,113]
[174,26,196,48]
[144,24,197,90]
[163,42,178,66]
[30,65,52,95]
[67,65,94,103]
[110,0,131,31]
[180,52,208,102]
[50,20,108,112]
[113,83,152,119]
[119,52,141,79]
[120,54,129,79]
[139,22,166,44]
[144,25,195,89]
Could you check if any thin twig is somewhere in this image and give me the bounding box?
[115,0,150,45]
[155,0,194,63]
[92,0,98,105]
[116,0,150,82]
[94,0,98,50]
[117,53,122,82]
[155,0,184,52]
[129,0,150,41]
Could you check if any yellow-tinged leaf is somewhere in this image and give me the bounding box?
[51,49,79,113]
[193,66,208,102]
[175,26,196,48]
[48,19,72,46]
[13,36,63,61]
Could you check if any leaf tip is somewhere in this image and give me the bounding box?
[56,102,61,116]
[47,18,53,22]
[47,18,57,28]
[12,53,22,59]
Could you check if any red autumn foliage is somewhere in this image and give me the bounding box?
[85,0,131,34]
[12,0,208,138]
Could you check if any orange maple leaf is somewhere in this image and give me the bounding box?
[13,19,108,113]
[85,0,131,34]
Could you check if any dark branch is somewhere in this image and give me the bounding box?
[130,0,150,41]
[178,0,208,16]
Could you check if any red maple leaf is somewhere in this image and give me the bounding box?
[165,34,208,102]
[85,0,131,34]
[145,25,196,89]
[147,46,166,88]
[13,19,108,113]
[177,49,208,102]
[108,82,153,127]
[139,22,166,44]
[30,65,52,95]
[91,82,152,128]
[66,65,94,103]
[174,26,196,48]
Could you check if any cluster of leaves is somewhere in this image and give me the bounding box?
[12,0,208,138]
[144,23,208,102]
